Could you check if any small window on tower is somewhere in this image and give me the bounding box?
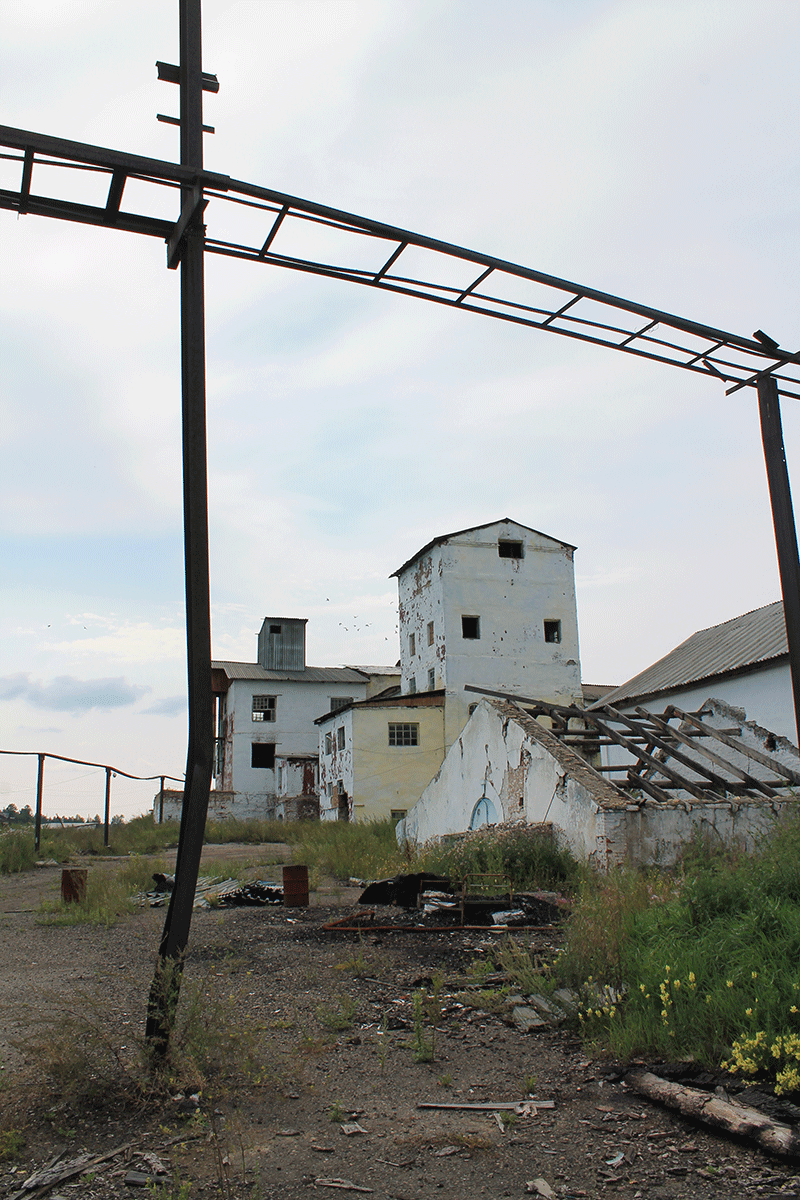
[337,726,346,750]
[544,619,562,644]
[498,540,524,559]
[428,667,435,690]
[462,615,480,640]
[409,632,416,656]
[269,624,282,634]
[427,621,434,646]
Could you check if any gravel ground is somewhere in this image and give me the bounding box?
[1,851,799,1200]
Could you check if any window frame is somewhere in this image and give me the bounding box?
[388,722,419,747]
[461,615,481,640]
[544,619,562,644]
[251,742,276,769]
[252,694,277,722]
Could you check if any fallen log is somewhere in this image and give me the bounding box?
[627,1070,800,1159]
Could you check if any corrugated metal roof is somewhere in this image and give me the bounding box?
[212,661,369,684]
[594,600,787,708]
[390,517,576,578]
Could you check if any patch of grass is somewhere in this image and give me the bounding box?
[0,1128,25,1161]
[456,986,509,1014]
[14,951,271,1117]
[420,824,582,893]
[317,995,357,1033]
[36,856,170,925]
[411,974,444,1064]
[0,828,37,874]
[286,818,407,882]
[329,1101,346,1123]
[556,812,800,1093]
[497,937,550,995]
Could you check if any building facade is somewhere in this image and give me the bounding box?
[211,617,399,818]
[392,518,583,751]
[316,691,446,823]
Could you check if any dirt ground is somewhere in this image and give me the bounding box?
[1,848,800,1200]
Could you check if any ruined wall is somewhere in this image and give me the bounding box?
[153,789,270,823]
[319,706,354,821]
[399,699,615,863]
[226,678,366,808]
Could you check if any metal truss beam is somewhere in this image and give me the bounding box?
[2,125,799,402]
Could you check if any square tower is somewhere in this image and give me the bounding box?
[392,518,582,749]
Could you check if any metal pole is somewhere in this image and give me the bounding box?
[147,0,213,1050]
[34,753,44,854]
[757,374,800,747]
[103,767,112,847]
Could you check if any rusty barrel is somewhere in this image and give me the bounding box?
[283,864,309,907]
[61,867,88,904]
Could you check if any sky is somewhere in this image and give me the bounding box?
[1,0,799,818]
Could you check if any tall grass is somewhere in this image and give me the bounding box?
[556,815,800,1092]
[421,824,582,892]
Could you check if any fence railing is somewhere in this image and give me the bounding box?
[0,749,183,851]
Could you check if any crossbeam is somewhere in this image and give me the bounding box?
[1,125,799,401]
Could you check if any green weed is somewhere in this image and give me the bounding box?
[317,995,357,1033]
[0,1128,25,1161]
[557,811,800,1093]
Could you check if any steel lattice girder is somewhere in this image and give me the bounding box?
[1,122,799,401]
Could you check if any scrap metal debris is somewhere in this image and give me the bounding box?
[143,874,283,908]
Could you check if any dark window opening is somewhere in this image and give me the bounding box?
[427,621,434,646]
[428,667,436,690]
[409,632,416,656]
[330,696,352,713]
[337,726,346,750]
[544,619,562,644]
[251,742,275,769]
[468,703,479,716]
[766,733,778,751]
[498,540,524,559]
[462,615,480,640]
[269,624,282,634]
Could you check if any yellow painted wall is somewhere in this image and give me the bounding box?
[351,703,445,823]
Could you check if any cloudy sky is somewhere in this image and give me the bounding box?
[1,0,799,817]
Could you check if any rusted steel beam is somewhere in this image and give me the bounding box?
[758,374,800,750]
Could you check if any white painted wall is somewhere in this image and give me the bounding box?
[396,521,582,751]
[613,662,796,745]
[319,706,354,821]
[222,678,366,805]
[399,699,613,862]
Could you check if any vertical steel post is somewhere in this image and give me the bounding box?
[758,374,800,748]
[103,767,112,847]
[34,753,44,854]
[146,0,213,1049]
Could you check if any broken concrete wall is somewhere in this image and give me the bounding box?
[153,789,268,823]
[399,698,620,864]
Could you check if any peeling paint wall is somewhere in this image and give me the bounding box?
[400,699,610,863]
[397,698,800,868]
[319,701,446,822]
[220,678,367,811]
[396,521,582,754]
[319,706,354,821]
